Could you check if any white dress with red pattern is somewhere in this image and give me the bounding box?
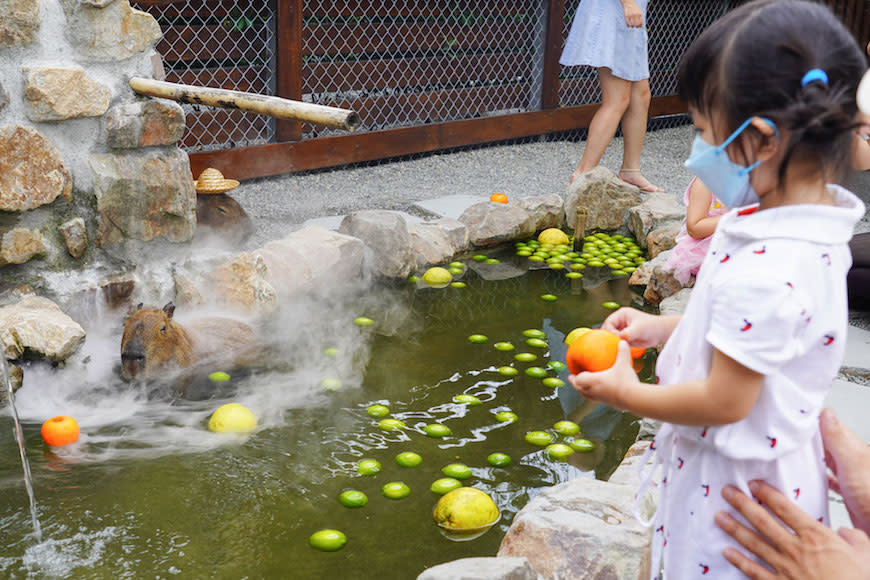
[639,185,865,579]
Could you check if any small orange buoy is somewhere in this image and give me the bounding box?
[41,416,80,446]
[490,192,508,204]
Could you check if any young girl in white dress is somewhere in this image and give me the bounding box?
[568,1,866,577]
[560,0,662,192]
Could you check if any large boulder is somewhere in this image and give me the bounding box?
[58,0,162,62]
[565,167,642,232]
[22,66,111,122]
[339,210,415,279]
[253,226,365,297]
[498,476,652,579]
[90,148,196,244]
[514,194,564,232]
[417,557,538,580]
[459,202,535,247]
[646,222,681,259]
[408,219,466,268]
[0,0,40,48]
[659,287,693,317]
[105,98,186,149]
[627,193,685,249]
[0,296,85,361]
[212,252,278,317]
[0,228,46,267]
[643,255,688,305]
[0,125,73,211]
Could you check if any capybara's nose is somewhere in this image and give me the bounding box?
[120,345,146,379]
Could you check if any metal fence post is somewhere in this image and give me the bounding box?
[275,0,303,142]
[541,0,565,110]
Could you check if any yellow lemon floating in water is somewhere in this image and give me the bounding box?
[537,228,570,245]
[422,267,453,288]
[433,487,500,538]
[208,403,257,433]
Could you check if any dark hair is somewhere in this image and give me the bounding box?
[678,0,866,185]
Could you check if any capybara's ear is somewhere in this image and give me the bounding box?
[136,303,143,310]
[163,302,176,318]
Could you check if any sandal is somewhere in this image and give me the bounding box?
[617,169,664,193]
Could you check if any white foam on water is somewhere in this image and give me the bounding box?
[19,526,120,578]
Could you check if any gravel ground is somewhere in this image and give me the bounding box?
[229,123,870,249]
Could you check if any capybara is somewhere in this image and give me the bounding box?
[120,302,261,391]
[195,194,254,244]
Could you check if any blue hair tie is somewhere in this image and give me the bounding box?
[801,68,828,87]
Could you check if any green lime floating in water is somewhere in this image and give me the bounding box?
[494,411,518,423]
[473,254,488,261]
[602,301,620,310]
[450,282,467,289]
[356,458,382,475]
[382,482,411,499]
[338,489,368,508]
[321,378,342,391]
[441,463,473,479]
[449,261,465,269]
[553,420,581,436]
[514,352,537,363]
[542,377,565,388]
[453,394,482,406]
[487,452,511,467]
[494,342,515,351]
[309,529,347,552]
[366,404,390,417]
[379,418,406,432]
[549,263,565,270]
[448,267,464,276]
[516,250,532,257]
[547,361,567,372]
[524,367,549,378]
[540,294,558,302]
[323,347,339,357]
[546,443,575,460]
[526,338,548,349]
[423,424,452,438]
[396,451,423,467]
[565,272,583,279]
[407,275,419,283]
[354,316,375,326]
[468,334,489,344]
[523,329,547,339]
[430,477,463,495]
[525,431,554,446]
[497,366,519,377]
[485,258,500,264]
[569,438,596,452]
[208,371,230,382]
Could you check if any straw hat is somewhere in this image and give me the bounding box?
[194,168,239,194]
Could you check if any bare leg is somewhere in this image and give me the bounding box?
[617,78,663,192]
[570,67,631,183]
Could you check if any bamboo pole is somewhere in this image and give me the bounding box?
[128,77,361,132]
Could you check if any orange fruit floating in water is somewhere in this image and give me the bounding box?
[565,329,645,374]
[41,416,80,446]
[490,192,508,204]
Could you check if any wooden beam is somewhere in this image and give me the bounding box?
[189,95,687,180]
[275,0,303,141]
[541,0,566,110]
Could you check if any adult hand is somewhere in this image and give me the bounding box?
[715,482,870,579]
[622,0,644,28]
[601,307,670,348]
[569,340,639,410]
[821,408,870,535]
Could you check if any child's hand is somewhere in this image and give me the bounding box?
[621,0,643,28]
[569,341,641,410]
[602,307,667,348]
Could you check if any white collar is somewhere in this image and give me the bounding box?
[717,184,866,245]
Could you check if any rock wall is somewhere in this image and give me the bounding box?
[0,0,194,282]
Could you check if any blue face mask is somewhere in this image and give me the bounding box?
[684,117,778,209]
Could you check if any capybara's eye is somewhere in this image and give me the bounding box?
[159,325,167,333]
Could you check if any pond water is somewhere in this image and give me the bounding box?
[0,246,652,578]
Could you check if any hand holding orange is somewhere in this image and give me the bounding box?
[565,329,645,374]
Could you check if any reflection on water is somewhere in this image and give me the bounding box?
[0,251,648,578]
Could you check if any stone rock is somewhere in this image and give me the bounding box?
[628,250,668,288]
[514,193,564,232]
[627,193,685,249]
[0,125,73,211]
[0,228,45,266]
[81,0,117,7]
[339,210,415,279]
[0,296,86,361]
[646,222,681,259]
[195,193,254,244]
[638,418,663,441]
[659,287,693,317]
[59,0,162,62]
[0,363,24,403]
[90,148,196,244]
[565,167,642,232]
[459,202,535,248]
[59,217,87,259]
[498,476,652,580]
[417,557,538,580]
[409,221,461,268]
[173,273,205,307]
[643,257,687,305]
[607,441,659,521]
[433,217,468,255]
[0,81,9,112]
[22,66,111,122]
[105,98,186,149]
[253,225,364,298]
[100,277,135,308]
[0,0,39,48]
[213,252,278,316]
